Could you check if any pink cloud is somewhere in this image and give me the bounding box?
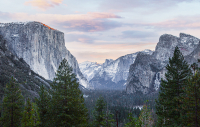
[0,12,122,32]
[6,12,120,23]
[147,16,200,30]
[25,0,63,10]
[88,12,121,19]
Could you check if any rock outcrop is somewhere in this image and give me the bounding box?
[126,33,200,94]
[0,34,51,100]
[79,50,153,90]
[0,22,89,88]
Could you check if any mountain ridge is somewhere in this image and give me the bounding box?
[0,21,90,88]
[79,49,153,90]
[126,33,200,94]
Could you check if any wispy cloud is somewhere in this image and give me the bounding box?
[121,30,158,39]
[25,0,63,10]
[65,34,95,43]
[59,19,122,32]
[100,0,195,11]
[149,16,200,30]
[87,12,121,19]
[0,12,122,32]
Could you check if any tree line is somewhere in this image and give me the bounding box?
[0,46,200,126]
[0,58,88,127]
[126,46,200,127]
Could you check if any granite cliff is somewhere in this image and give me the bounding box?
[126,33,200,94]
[0,34,51,100]
[0,22,89,88]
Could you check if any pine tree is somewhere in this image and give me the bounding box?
[155,46,191,126]
[0,77,24,127]
[138,105,153,127]
[35,85,50,127]
[92,96,106,126]
[22,98,40,127]
[181,63,200,127]
[50,58,88,126]
[92,96,114,127]
[21,98,32,127]
[30,103,40,127]
[125,113,140,127]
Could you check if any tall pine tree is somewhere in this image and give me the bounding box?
[0,77,24,127]
[50,58,88,126]
[181,63,200,127]
[92,96,106,126]
[155,46,191,126]
[35,85,51,127]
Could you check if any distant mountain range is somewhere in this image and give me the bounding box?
[80,33,200,94]
[79,49,153,90]
[1,21,199,95]
[126,33,200,94]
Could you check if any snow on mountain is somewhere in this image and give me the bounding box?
[79,50,153,90]
[0,21,90,88]
[126,33,200,94]
[79,61,102,81]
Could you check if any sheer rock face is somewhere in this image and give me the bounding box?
[79,50,153,90]
[126,33,200,94]
[0,35,51,99]
[0,22,89,88]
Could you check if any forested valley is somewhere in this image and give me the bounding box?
[0,46,200,127]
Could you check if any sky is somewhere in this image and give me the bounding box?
[1,0,200,63]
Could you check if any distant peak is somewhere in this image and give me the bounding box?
[105,59,113,62]
[180,33,196,38]
[143,49,152,52]
[80,61,102,65]
[160,33,177,38]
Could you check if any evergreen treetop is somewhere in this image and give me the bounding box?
[50,58,88,127]
[156,46,191,126]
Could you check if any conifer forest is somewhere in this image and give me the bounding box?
[0,43,200,127]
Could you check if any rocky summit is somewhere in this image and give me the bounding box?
[79,50,153,90]
[0,21,89,88]
[126,33,200,94]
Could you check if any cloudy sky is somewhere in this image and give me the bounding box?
[1,0,200,63]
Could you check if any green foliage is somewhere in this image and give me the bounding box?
[50,58,88,126]
[0,77,24,127]
[84,89,158,125]
[138,105,154,127]
[92,96,106,126]
[22,98,40,127]
[180,63,200,127]
[125,103,154,127]
[35,85,50,127]
[30,103,40,127]
[125,113,140,127]
[91,96,114,127]
[155,46,191,126]
[22,98,32,127]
